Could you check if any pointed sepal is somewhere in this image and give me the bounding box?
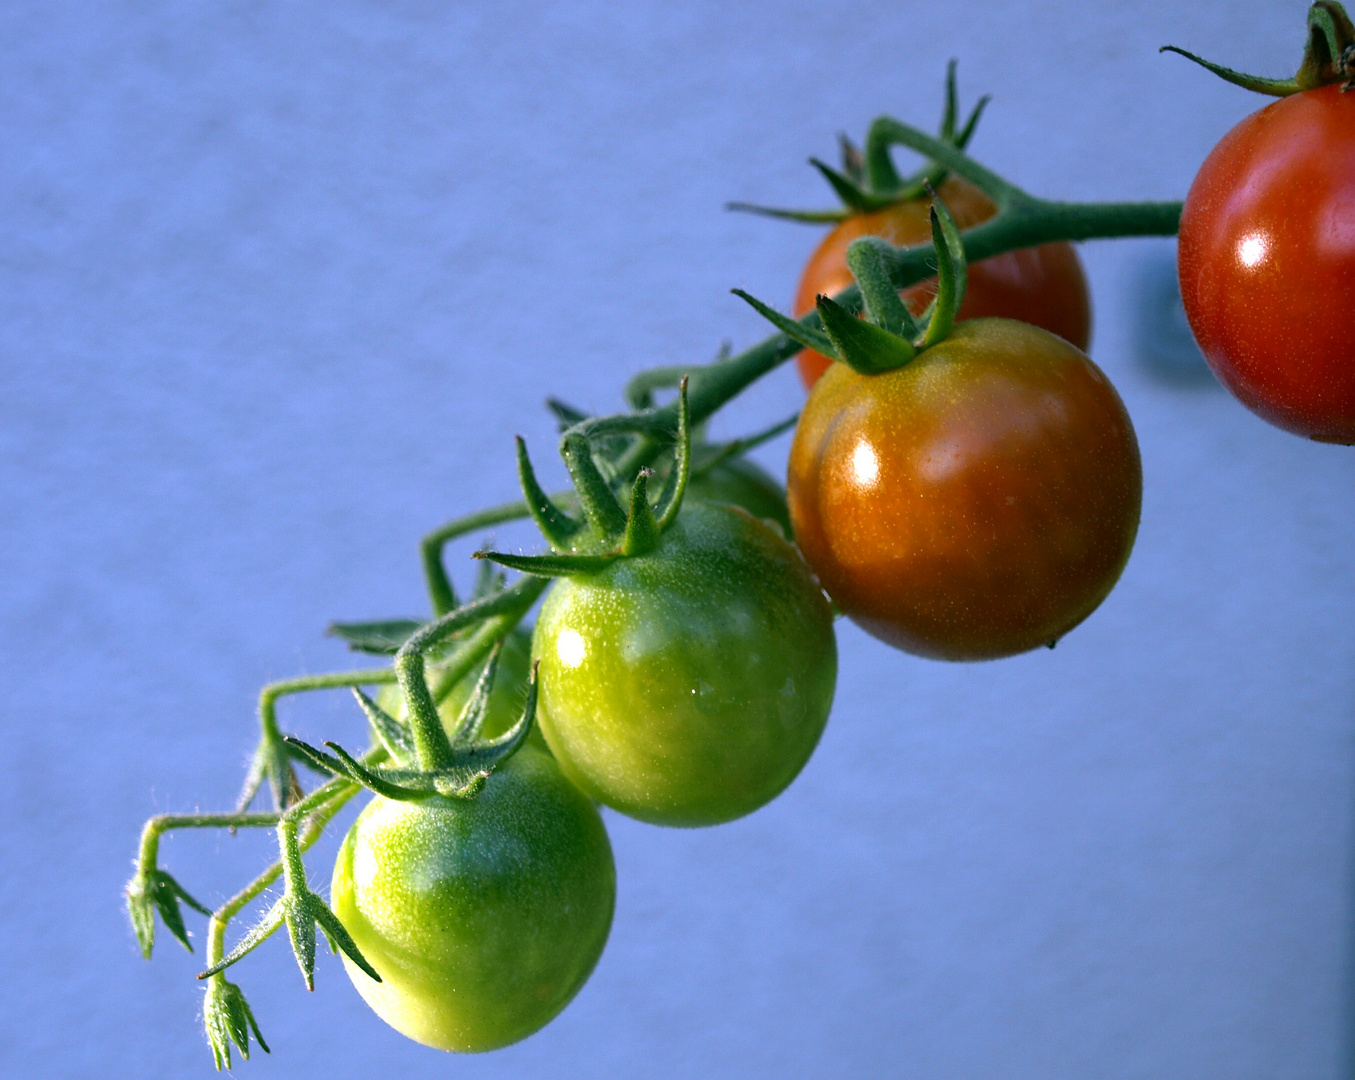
[560,433,628,541]
[622,470,661,556]
[446,640,503,746]
[203,975,269,1071]
[654,377,691,531]
[919,192,968,350]
[845,236,918,339]
[731,289,838,357]
[815,295,916,375]
[127,867,212,958]
[517,436,584,549]
[352,688,416,762]
[474,549,620,577]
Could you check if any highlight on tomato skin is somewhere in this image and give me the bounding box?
[530,500,837,828]
[1177,82,1355,445]
[330,746,616,1054]
[787,317,1142,662]
[793,176,1093,390]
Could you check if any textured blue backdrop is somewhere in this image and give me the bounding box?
[3,2,1354,1076]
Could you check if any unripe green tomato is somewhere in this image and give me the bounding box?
[687,456,793,539]
[377,626,546,749]
[330,746,615,1052]
[532,500,837,827]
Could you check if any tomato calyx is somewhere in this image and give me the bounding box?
[736,187,969,376]
[1161,1,1355,96]
[203,972,269,1070]
[727,60,991,222]
[477,377,694,578]
[284,641,542,802]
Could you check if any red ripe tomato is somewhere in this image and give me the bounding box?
[788,318,1141,661]
[1177,82,1355,444]
[793,176,1092,389]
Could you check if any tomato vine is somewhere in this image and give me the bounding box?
[125,5,1353,1059]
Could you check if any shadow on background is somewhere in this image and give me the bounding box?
[1132,246,1219,389]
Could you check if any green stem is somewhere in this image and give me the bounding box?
[587,195,1181,479]
[419,501,535,617]
[395,576,550,771]
[205,763,377,969]
[137,812,281,872]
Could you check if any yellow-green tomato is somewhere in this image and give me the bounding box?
[377,627,546,749]
[330,747,615,1052]
[532,500,837,827]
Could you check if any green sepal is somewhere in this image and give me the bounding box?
[546,397,588,428]
[351,688,416,763]
[1158,45,1302,96]
[846,236,918,339]
[623,470,662,556]
[326,618,424,655]
[517,436,584,549]
[731,289,837,357]
[653,378,691,530]
[126,867,212,958]
[203,975,269,1071]
[446,640,502,746]
[919,194,968,350]
[839,132,866,184]
[198,898,285,981]
[723,201,852,224]
[560,433,628,541]
[1161,2,1355,95]
[199,890,381,990]
[815,295,916,375]
[282,736,431,802]
[809,157,899,213]
[475,549,620,577]
[469,557,506,600]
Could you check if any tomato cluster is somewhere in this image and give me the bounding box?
[130,10,1354,1065]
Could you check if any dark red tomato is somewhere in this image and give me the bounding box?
[1177,82,1355,444]
[794,176,1092,389]
[788,318,1141,661]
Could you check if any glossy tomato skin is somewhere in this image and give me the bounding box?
[795,175,1092,389]
[377,626,547,750]
[686,455,793,538]
[1177,83,1355,444]
[532,500,836,827]
[331,746,615,1053]
[789,318,1141,661]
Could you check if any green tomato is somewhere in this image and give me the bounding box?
[687,455,793,539]
[330,746,615,1052]
[377,626,546,749]
[532,500,837,827]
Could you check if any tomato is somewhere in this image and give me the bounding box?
[788,318,1141,661]
[686,455,793,538]
[330,746,615,1052]
[532,500,836,827]
[1177,82,1355,444]
[794,175,1092,389]
[377,627,547,749]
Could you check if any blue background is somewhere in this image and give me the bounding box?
[3,1,1353,1076]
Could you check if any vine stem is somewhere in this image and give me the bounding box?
[247,668,399,811]
[203,759,381,971]
[577,195,1182,482]
[396,576,550,771]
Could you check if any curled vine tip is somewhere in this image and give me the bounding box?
[204,975,269,1070]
